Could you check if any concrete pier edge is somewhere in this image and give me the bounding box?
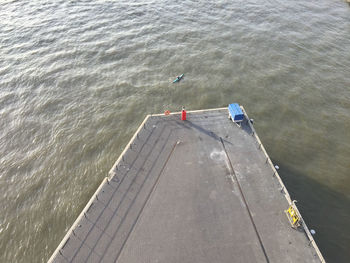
[48,106,325,263]
[48,176,109,263]
[240,106,325,263]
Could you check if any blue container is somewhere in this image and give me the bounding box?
[228,103,244,122]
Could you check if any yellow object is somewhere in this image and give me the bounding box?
[285,204,300,228]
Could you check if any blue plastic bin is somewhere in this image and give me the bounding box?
[228,103,244,122]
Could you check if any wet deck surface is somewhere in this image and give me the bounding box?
[50,109,322,263]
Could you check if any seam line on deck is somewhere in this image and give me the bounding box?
[220,137,270,263]
[93,125,171,260]
[113,141,178,263]
[69,122,163,262]
[97,127,178,262]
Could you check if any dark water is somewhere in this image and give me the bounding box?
[0,0,349,262]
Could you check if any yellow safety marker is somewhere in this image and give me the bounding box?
[285,201,300,228]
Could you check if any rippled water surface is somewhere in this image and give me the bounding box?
[0,0,349,262]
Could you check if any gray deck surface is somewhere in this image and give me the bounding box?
[50,109,322,263]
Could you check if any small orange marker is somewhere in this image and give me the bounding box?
[164,110,170,115]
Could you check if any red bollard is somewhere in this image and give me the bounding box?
[181,107,186,121]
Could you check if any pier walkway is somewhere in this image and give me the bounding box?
[49,107,324,263]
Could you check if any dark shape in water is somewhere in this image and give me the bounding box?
[173,74,184,83]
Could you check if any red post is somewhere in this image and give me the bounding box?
[181,107,186,121]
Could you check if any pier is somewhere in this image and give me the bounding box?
[49,107,324,262]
